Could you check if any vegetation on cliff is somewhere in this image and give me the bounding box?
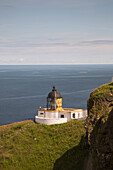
[85,82,113,170]
[0,120,88,170]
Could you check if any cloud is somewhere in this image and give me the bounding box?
[0,36,113,51]
[80,40,113,46]
[30,0,113,8]
[0,37,69,48]
[1,0,112,9]
[0,4,14,8]
[0,42,113,65]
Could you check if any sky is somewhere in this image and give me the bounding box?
[0,0,113,65]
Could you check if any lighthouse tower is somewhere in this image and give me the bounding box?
[47,86,62,112]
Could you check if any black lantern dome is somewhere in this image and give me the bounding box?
[47,86,62,99]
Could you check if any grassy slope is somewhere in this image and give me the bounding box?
[89,82,113,99]
[0,120,88,170]
[87,82,113,121]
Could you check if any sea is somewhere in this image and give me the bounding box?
[0,64,113,126]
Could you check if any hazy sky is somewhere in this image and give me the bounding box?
[0,0,113,65]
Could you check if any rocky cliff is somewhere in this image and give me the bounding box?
[85,82,113,170]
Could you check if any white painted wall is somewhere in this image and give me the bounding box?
[45,111,58,119]
[37,110,87,125]
[57,112,71,121]
[70,111,83,119]
[38,111,45,117]
[35,116,67,125]
[38,110,58,119]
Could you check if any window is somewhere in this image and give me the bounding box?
[73,113,75,119]
[40,113,43,115]
[61,115,64,118]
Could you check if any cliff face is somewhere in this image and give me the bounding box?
[85,82,113,170]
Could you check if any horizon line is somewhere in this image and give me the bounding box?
[0,63,113,66]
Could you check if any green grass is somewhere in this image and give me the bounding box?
[0,120,88,170]
[91,82,113,99]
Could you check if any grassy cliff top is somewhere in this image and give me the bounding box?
[90,82,113,99]
[0,120,88,170]
[87,82,113,119]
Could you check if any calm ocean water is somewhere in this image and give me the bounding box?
[0,65,113,125]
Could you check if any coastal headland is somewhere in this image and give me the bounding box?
[0,82,113,169]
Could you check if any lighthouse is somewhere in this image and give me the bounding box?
[47,86,62,111]
[35,86,87,125]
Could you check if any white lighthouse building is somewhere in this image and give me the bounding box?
[35,86,87,125]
